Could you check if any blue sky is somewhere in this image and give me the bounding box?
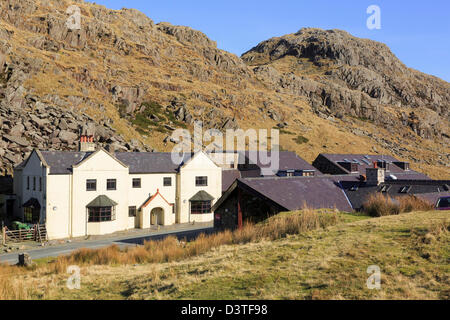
[89,0,450,81]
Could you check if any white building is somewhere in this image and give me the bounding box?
[13,145,222,240]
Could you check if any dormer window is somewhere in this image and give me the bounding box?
[399,186,411,194]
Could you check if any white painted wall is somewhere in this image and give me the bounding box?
[71,150,129,238]
[46,174,71,239]
[177,153,222,223]
[15,150,223,240]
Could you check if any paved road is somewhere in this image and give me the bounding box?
[0,224,214,265]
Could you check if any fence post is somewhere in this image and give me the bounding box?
[2,226,6,245]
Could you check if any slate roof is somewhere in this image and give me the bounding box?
[417,192,450,207]
[40,151,93,174]
[222,169,241,192]
[86,195,118,208]
[23,198,41,208]
[217,176,354,212]
[115,152,192,174]
[244,151,319,175]
[340,179,450,210]
[190,190,215,201]
[30,151,193,175]
[317,153,430,179]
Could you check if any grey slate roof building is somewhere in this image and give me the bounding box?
[115,152,191,173]
[340,179,450,210]
[312,153,430,180]
[213,175,357,229]
[242,151,320,177]
[18,150,194,175]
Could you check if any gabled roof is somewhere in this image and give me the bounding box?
[39,151,93,174]
[140,189,173,209]
[15,149,49,171]
[86,195,118,208]
[23,198,41,208]
[214,175,354,212]
[23,150,194,175]
[190,190,215,201]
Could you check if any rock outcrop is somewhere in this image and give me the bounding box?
[242,28,449,139]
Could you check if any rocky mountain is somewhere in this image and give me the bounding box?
[0,0,448,178]
[242,28,449,140]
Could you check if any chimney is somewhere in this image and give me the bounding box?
[366,165,385,186]
[79,124,96,152]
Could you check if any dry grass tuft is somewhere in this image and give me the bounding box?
[363,194,434,217]
[53,208,339,269]
[0,264,30,300]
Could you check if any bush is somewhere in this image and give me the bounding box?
[293,135,309,144]
[363,194,434,217]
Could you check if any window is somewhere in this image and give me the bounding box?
[302,171,315,177]
[380,185,391,193]
[88,207,115,222]
[107,179,117,191]
[86,179,97,191]
[190,201,212,214]
[27,176,30,190]
[164,177,172,187]
[33,177,36,191]
[128,206,137,217]
[24,207,33,223]
[195,176,208,187]
[399,186,411,194]
[132,178,141,188]
[24,207,39,224]
[437,197,450,208]
[39,177,42,192]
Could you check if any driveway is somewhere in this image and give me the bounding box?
[0,223,214,265]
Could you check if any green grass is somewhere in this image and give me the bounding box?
[131,101,187,135]
[6,210,449,300]
[293,135,309,144]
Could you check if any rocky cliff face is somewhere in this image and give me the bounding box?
[242,28,449,140]
[0,1,448,177]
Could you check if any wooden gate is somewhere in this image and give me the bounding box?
[1,224,47,244]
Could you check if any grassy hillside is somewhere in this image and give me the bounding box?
[3,210,448,300]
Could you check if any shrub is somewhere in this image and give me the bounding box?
[293,135,309,144]
[398,196,434,213]
[363,194,434,217]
